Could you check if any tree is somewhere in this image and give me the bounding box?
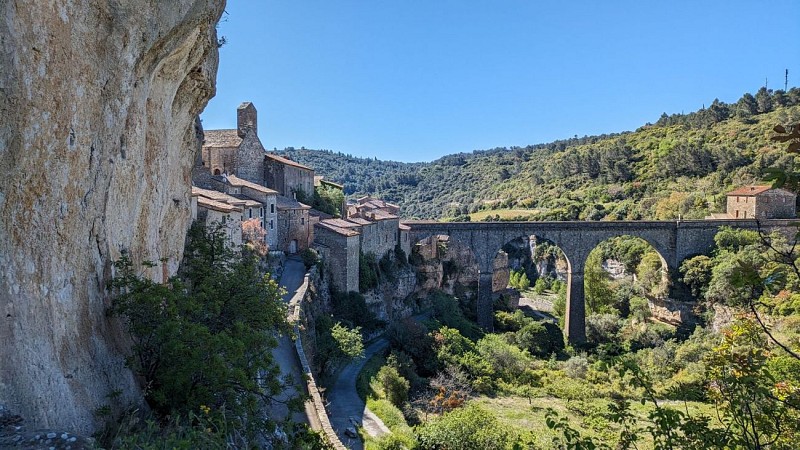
[241,218,268,256]
[110,222,289,436]
[373,365,410,407]
[585,251,614,314]
[736,93,759,118]
[755,87,774,114]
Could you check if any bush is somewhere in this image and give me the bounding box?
[514,320,565,357]
[475,334,531,381]
[564,355,589,379]
[415,404,513,450]
[372,365,410,407]
[300,247,319,270]
[585,313,623,346]
[331,290,381,331]
[359,251,380,291]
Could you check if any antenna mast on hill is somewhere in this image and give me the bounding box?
[786,69,789,91]
[765,77,768,89]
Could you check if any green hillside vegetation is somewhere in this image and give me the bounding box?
[280,88,800,220]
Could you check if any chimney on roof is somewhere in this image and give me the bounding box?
[237,102,257,138]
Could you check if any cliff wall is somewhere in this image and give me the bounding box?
[0,0,225,433]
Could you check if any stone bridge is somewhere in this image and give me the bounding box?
[405,219,797,343]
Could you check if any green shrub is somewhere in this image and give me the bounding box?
[300,247,319,270]
[110,223,288,435]
[372,365,410,407]
[415,404,513,450]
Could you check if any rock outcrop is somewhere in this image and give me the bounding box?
[0,0,225,434]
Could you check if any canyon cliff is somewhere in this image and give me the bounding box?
[0,0,225,433]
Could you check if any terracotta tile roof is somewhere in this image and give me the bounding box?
[346,217,372,225]
[224,174,278,195]
[276,195,311,210]
[727,185,774,196]
[230,194,262,208]
[197,196,241,213]
[322,218,363,229]
[367,209,399,220]
[398,223,411,231]
[203,129,242,148]
[266,153,313,171]
[316,220,360,237]
[309,208,334,220]
[192,186,236,203]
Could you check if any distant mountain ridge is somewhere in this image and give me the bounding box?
[279,88,800,220]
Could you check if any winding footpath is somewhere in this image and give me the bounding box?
[271,257,322,430]
[327,338,391,449]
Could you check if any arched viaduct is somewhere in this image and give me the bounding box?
[406,219,797,344]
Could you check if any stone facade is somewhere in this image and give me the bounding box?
[196,195,243,249]
[209,174,278,249]
[726,186,796,220]
[314,222,361,292]
[265,154,315,199]
[277,196,311,254]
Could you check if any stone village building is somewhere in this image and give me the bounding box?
[193,102,314,254]
[725,185,796,219]
[707,185,797,220]
[191,102,410,289]
[313,197,412,293]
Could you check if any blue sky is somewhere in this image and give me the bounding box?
[202,1,800,162]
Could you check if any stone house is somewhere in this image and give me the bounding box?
[195,194,243,248]
[347,196,400,217]
[725,186,796,219]
[314,219,361,292]
[276,195,311,254]
[210,174,278,249]
[265,153,315,199]
[198,102,265,185]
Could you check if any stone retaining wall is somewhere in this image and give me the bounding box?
[287,274,347,450]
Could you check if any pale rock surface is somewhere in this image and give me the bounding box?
[0,0,225,433]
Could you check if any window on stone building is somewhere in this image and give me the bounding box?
[222,215,227,224]
[271,204,275,214]
[301,217,305,225]
[248,209,252,219]
[260,207,264,217]
[214,169,221,175]
[270,220,274,230]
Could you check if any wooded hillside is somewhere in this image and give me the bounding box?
[281,88,800,220]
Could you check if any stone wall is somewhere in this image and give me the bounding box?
[361,218,399,260]
[314,226,360,292]
[363,265,417,322]
[277,208,310,253]
[234,132,266,185]
[266,159,314,198]
[287,272,346,450]
[0,0,224,433]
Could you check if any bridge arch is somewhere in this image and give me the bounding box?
[406,219,796,344]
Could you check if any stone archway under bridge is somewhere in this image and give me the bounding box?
[406,219,797,344]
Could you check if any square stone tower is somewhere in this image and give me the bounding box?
[237,102,257,138]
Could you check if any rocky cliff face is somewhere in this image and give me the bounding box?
[0,0,225,433]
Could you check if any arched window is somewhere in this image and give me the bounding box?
[214,169,221,175]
